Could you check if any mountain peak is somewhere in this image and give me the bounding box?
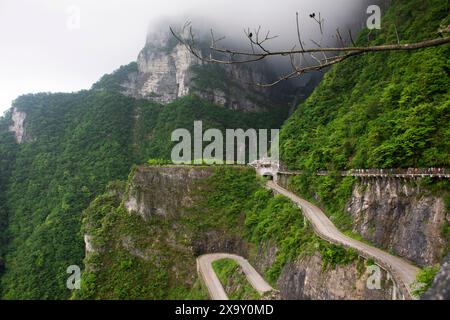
[95,28,294,113]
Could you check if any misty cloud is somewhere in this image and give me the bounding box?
[0,0,379,114]
[150,0,376,50]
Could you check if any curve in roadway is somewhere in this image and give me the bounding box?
[197,253,274,300]
[267,181,420,299]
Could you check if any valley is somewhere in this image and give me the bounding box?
[0,0,448,301]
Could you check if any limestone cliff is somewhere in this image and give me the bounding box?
[80,165,403,300]
[8,107,26,144]
[122,30,200,104]
[422,253,450,300]
[116,30,293,113]
[277,253,397,300]
[346,178,448,266]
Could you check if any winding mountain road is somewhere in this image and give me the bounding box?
[197,253,274,300]
[267,181,420,299]
[197,181,421,300]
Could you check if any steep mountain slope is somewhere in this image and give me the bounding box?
[0,91,158,298]
[281,0,450,170]
[94,29,294,115]
[0,31,294,298]
[278,0,450,290]
[77,165,393,300]
[0,113,19,280]
[0,0,448,300]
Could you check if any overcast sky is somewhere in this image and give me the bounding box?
[0,0,372,114]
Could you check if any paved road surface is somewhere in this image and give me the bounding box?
[197,253,274,300]
[267,181,420,299]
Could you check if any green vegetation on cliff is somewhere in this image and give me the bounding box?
[144,95,284,159]
[0,86,283,299]
[76,166,357,299]
[0,114,19,290]
[212,259,260,300]
[413,265,440,297]
[278,0,450,260]
[281,0,450,171]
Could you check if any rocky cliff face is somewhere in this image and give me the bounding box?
[103,166,401,300]
[346,178,448,266]
[122,31,200,104]
[251,242,398,300]
[277,253,397,300]
[120,30,291,113]
[8,107,26,144]
[422,253,450,300]
[124,166,213,220]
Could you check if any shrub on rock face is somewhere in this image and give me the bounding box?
[421,254,450,300]
[413,265,441,298]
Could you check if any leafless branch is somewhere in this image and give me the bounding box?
[348,29,356,47]
[394,24,400,44]
[170,16,450,87]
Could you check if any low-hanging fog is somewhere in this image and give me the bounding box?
[0,0,379,114]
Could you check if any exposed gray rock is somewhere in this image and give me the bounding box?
[8,107,26,143]
[84,234,95,254]
[121,30,292,113]
[277,253,396,300]
[192,64,278,113]
[346,178,448,266]
[191,231,248,258]
[122,33,200,104]
[124,166,213,220]
[422,254,450,300]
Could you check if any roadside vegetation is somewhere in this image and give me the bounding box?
[75,166,359,299]
[412,266,440,297]
[212,259,260,300]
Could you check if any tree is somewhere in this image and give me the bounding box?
[170,13,450,87]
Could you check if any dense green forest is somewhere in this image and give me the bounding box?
[0,91,155,298]
[0,114,19,281]
[212,259,260,300]
[75,166,357,299]
[0,87,285,299]
[0,0,448,300]
[279,0,450,244]
[281,0,450,170]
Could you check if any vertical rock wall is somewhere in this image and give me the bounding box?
[347,178,448,266]
[8,107,26,143]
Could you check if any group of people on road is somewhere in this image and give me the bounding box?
[350,168,448,175]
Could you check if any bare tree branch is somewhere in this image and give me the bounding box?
[169,16,450,87]
[348,29,356,47]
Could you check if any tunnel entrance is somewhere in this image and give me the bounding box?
[262,174,274,181]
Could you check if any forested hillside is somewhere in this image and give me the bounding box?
[281,0,450,170]
[75,166,358,300]
[0,114,19,280]
[0,87,284,298]
[0,0,448,300]
[278,0,450,261]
